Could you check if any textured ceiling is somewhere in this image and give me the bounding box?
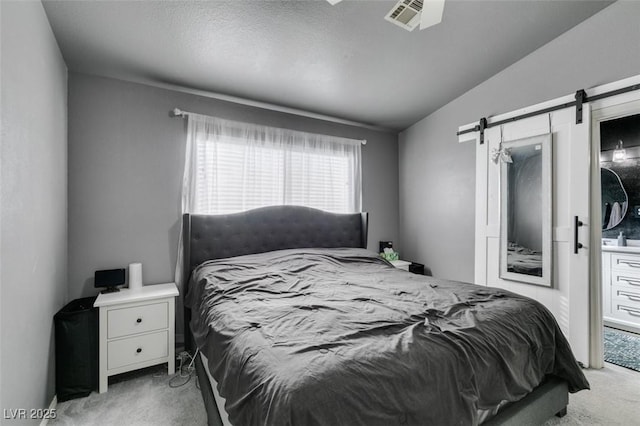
[42,0,612,131]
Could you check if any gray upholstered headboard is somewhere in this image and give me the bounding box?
[183,206,368,273]
[182,205,368,349]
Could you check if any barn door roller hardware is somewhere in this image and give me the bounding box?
[457,83,640,143]
[478,118,488,144]
[575,89,587,124]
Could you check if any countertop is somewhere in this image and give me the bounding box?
[601,243,640,254]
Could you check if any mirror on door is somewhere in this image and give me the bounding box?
[499,133,553,287]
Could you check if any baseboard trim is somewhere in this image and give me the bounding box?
[39,395,57,426]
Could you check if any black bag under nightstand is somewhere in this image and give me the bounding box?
[54,296,98,401]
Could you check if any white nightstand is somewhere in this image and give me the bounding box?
[390,260,411,271]
[94,282,179,393]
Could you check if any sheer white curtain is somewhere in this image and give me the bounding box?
[182,113,362,214]
[176,112,363,287]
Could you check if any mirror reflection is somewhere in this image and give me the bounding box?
[601,167,628,230]
[506,144,542,276]
[500,133,552,287]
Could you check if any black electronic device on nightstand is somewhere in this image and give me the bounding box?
[94,268,125,293]
[379,241,393,253]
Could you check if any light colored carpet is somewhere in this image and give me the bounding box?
[543,363,640,426]
[50,366,206,426]
[51,363,638,425]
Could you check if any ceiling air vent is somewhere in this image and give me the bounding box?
[384,0,423,31]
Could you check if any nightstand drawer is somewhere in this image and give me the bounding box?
[107,302,168,339]
[107,331,168,370]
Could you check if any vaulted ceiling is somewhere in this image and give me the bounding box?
[42,1,612,131]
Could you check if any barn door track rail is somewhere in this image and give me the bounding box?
[458,83,640,144]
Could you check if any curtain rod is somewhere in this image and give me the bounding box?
[172,108,189,117]
[142,76,392,132]
[171,107,367,145]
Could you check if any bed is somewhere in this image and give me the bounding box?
[182,206,589,426]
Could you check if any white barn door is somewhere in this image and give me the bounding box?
[474,107,591,366]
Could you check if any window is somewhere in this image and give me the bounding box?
[182,114,363,215]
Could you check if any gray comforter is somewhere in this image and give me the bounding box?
[186,248,589,426]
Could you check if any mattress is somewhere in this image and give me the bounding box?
[186,247,588,426]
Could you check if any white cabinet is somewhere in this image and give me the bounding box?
[94,283,179,393]
[602,248,640,333]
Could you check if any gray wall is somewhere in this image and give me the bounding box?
[68,73,399,340]
[399,1,640,283]
[1,1,68,419]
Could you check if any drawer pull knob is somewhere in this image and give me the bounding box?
[136,318,142,323]
[136,348,142,354]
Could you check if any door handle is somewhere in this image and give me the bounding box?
[574,216,584,254]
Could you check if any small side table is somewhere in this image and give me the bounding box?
[94,282,179,393]
[390,260,411,271]
[391,260,426,275]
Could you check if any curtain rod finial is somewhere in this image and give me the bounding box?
[173,108,184,117]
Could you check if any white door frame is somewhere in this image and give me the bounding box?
[588,79,640,368]
[459,74,640,368]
